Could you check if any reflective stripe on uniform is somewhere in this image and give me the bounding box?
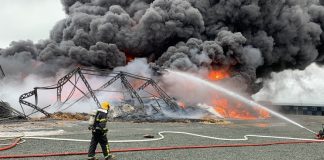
[96,118,107,122]
[107,143,110,152]
[97,108,107,113]
[94,127,108,131]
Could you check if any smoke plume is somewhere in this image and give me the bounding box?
[1,0,324,94]
[253,63,324,104]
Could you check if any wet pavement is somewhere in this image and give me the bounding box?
[0,115,324,160]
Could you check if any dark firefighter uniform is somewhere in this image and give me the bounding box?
[88,102,112,160]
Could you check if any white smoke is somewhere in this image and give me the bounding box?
[114,58,153,77]
[0,58,155,116]
[0,74,58,116]
[197,103,224,118]
[161,70,213,105]
[253,63,324,104]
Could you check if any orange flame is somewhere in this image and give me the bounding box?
[123,50,135,63]
[126,54,135,62]
[212,98,270,120]
[257,107,271,118]
[208,68,230,81]
[177,101,186,109]
[206,68,270,120]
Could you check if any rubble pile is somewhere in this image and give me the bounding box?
[49,112,89,121]
[0,102,11,118]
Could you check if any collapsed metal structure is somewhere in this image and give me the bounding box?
[19,67,180,118]
[94,70,179,111]
[19,67,100,117]
[0,101,24,120]
[0,65,25,120]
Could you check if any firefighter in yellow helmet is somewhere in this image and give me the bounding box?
[88,101,113,160]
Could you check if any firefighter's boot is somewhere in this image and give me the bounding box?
[105,154,115,160]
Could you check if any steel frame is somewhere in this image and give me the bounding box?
[20,67,101,117]
[19,67,180,117]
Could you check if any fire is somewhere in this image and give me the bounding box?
[177,101,186,109]
[208,68,230,81]
[257,107,270,118]
[123,49,135,63]
[212,98,270,120]
[126,54,135,62]
[206,67,270,120]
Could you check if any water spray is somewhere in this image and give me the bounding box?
[166,70,317,135]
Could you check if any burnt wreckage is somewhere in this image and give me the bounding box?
[0,65,25,120]
[0,101,25,120]
[19,67,181,118]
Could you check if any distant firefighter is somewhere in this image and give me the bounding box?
[316,124,324,140]
[88,101,113,160]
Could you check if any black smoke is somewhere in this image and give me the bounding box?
[1,0,324,93]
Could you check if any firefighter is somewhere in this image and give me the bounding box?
[87,101,113,160]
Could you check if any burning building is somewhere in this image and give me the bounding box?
[1,0,324,119]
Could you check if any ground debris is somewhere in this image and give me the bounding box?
[48,112,89,121]
[143,134,154,138]
[200,116,231,125]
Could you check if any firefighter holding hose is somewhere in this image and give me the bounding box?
[87,101,113,160]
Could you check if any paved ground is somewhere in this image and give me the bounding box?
[1,115,324,160]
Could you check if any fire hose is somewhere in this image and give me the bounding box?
[0,131,323,159]
[0,138,21,152]
[0,140,323,159]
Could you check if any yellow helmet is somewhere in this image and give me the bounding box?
[101,101,110,110]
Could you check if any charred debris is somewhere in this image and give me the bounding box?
[15,67,215,121]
